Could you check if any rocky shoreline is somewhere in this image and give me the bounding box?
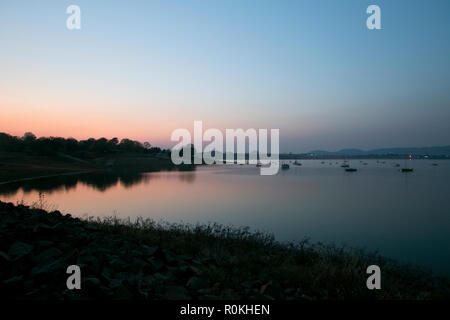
[0,201,449,300]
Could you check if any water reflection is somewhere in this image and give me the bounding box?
[0,167,196,196]
[1,160,450,274]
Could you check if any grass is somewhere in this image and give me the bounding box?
[87,217,450,300]
[1,200,449,300]
[0,154,94,183]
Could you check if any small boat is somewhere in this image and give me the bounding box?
[401,158,413,172]
[256,163,262,167]
[432,163,438,166]
[281,164,290,170]
[293,160,302,166]
[342,158,354,170]
[394,163,400,167]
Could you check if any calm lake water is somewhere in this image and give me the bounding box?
[1,159,450,274]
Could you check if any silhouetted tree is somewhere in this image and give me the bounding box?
[0,132,163,158]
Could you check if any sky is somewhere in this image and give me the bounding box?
[1,0,449,152]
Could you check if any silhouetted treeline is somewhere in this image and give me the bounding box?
[0,132,168,158]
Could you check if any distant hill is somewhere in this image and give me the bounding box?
[309,148,366,156]
[368,146,450,156]
[285,145,450,159]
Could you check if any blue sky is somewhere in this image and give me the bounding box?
[1,0,449,152]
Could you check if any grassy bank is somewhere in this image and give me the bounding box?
[0,152,180,184]
[0,154,93,183]
[0,200,449,300]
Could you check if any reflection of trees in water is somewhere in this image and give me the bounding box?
[0,166,196,196]
[0,175,80,196]
[80,172,123,191]
[178,172,196,183]
[118,172,146,188]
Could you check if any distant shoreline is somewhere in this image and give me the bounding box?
[0,152,184,184]
[0,170,95,186]
[280,154,450,160]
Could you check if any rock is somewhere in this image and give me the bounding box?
[129,257,147,273]
[141,245,158,256]
[3,275,24,285]
[77,254,100,273]
[85,225,100,231]
[8,241,33,260]
[83,277,101,287]
[263,281,283,298]
[31,259,63,275]
[99,286,113,297]
[186,277,209,290]
[259,281,272,294]
[33,247,63,264]
[189,265,203,276]
[32,223,54,233]
[109,279,123,289]
[163,249,178,264]
[196,288,213,295]
[0,251,11,262]
[147,257,165,272]
[100,267,113,282]
[114,284,133,300]
[37,241,54,248]
[164,286,189,300]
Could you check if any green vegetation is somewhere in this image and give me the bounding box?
[0,132,182,183]
[1,201,448,300]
